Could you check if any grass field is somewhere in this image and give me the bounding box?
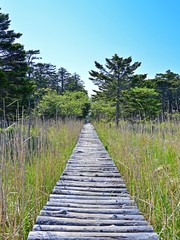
[1,118,179,239]
[0,119,83,239]
[94,120,180,240]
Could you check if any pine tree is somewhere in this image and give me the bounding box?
[57,67,70,93]
[65,73,86,93]
[89,54,141,126]
[32,63,58,90]
[0,9,33,115]
[154,70,180,117]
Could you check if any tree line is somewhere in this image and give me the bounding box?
[89,55,180,125]
[1,8,180,124]
[0,9,89,121]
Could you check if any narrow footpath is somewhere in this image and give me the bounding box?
[28,123,158,239]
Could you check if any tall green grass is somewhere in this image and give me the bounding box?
[0,118,83,239]
[94,120,180,240]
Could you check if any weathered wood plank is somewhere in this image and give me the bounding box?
[44,202,136,210]
[39,210,144,220]
[49,194,131,200]
[64,168,119,173]
[53,185,126,192]
[56,180,125,188]
[33,224,152,232]
[62,172,121,177]
[36,216,152,228]
[47,198,135,205]
[46,203,137,210]
[43,206,140,215]
[28,231,158,239]
[60,176,124,182]
[64,164,117,168]
[52,188,128,196]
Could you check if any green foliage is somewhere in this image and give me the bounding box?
[121,87,161,120]
[89,54,180,122]
[154,70,180,116]
[37,90,90,119]
[90,100,115,121]
[90,87,161,122]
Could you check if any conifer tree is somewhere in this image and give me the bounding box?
[89,54,141,125]
[0,9,33,114]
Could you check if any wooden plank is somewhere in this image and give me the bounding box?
[64,168,119,172]
[33,224,152,232]
[60,176,124,182]
[43,206,140,215]
[52,189,128,196]
[49,194,131,200]
[55,180,126,188]
[47,199,133,206]
[44,202,137,210]
[39,210,144,220]
[36,216,152,229]
[28,231,159,239]
[62,172,121,177]
[47,198,135,205]
[65,163,116,167]
[52,186,126,192]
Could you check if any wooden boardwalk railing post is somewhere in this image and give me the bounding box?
[28,123,159,239]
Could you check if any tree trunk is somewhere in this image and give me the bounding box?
[115,78,121,127]
[115,100,120,127]
[61,76,64,93]
[168,91,173,114]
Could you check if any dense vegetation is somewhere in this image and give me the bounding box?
[1,8,180,240]
[90,55,180,124]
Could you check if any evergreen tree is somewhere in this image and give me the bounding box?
[0,9,33,115]
[57,69,86,93]
[57,67,70,93]
[26,49,40,79]
[32,63,58,91]
[89,54,141,125]
[65,73,86,93]
[153,70,180,117]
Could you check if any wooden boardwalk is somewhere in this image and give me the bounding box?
[28,123,158,239]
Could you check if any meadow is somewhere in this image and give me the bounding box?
[0,117,179,239]
[0,118,83,239]
[94,120,180,240]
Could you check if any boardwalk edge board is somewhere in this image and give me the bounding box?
[28,123,159,239]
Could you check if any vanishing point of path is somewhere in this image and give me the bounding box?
[28,123,159,239]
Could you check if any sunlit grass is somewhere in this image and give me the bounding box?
[94,120,180,240]
[0,119,83,239]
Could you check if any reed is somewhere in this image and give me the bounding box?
[0,117,83,239]
[94,120,180,240]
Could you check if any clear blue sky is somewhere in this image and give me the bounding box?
[1,0,180,95]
